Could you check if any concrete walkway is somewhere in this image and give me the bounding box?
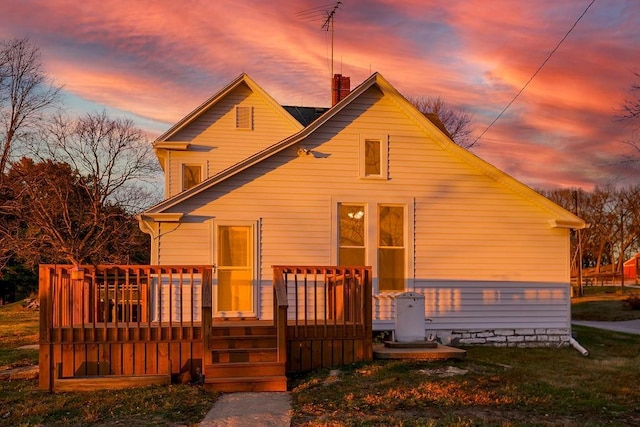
[199,392,291,427]
[572,319,640,335]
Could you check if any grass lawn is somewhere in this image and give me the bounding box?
[572,286,640,321]
[0,301,216,426]
[3,285,640,426]
[291,286,640,426]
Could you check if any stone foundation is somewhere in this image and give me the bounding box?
[432,328,571,348]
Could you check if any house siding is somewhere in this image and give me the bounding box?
[150,85,574,342]
[163,82,301,198]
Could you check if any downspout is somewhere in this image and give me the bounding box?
[569,337,588,356]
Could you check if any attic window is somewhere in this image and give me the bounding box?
[236,106,253,130]
[182,164,202,191]
[359,134,388,179]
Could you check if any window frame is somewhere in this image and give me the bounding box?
[359,134,388,180]
[181,163,203,191]
[377,204,406,292]
[337,203,367,267]
[331,197,414,295]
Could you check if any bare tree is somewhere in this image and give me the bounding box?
[36,111,161,213]
[621,71,640,122]
[5,157,150,267]
[0,38,61,182]
[543,185,640,285]
[408,96,475,149]
[1,111,160,268]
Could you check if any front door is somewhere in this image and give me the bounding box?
[215,224,255,317]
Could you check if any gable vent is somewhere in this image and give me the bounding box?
[236,106,253,130]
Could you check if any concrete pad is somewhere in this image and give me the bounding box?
[373,343,466,360]
[200,392,291,427]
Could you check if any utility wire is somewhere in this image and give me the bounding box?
[473,0,596,145]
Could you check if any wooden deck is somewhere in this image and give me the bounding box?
[39,265,373,392]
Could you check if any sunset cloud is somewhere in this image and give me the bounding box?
[1,0,638,190]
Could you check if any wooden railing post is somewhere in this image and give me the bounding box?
[202,268,212,367]
[363,267,373,358]
[38,266,53,391]
[273,267,288,365]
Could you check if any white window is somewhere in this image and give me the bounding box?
[182,164,202,191]
[338,204,366,266]
[334,199,411,294]
[359,134,388,179]
[377,205,405,292]
[236,106,253,130]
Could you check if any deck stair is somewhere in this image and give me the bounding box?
[204,322,287,392]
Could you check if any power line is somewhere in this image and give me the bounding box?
[473,0,596,145]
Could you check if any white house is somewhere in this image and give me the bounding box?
[140,72,585,347]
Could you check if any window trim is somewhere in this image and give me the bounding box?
[359,134,388,180]
[331,196,414,294]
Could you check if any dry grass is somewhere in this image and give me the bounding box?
[292,287,640,425]
[0,300,39,367]
[0,301,216,426]
[291,327,640,426]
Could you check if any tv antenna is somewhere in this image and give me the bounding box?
[321,1,343,84]
[296,2,343,99]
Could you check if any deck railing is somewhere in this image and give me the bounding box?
[39,264,372,390]
[39,265,212,390]
[272,266,372,371]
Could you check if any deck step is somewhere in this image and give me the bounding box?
[210,348,278,363]
[204,375,287,392]
[205,361,285,379]
[206,323,284,392]
[210,335,277,349]
[211,325,276,337]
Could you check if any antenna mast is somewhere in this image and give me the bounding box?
[322,1,342,96]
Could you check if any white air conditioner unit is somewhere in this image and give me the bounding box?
[395,292,425,342]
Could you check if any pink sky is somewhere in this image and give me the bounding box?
[2,0,639,190]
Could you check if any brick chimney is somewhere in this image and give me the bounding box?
[332,74,350,106]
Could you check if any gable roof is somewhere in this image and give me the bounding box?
[154,73,304,145]
[143,73,585,229]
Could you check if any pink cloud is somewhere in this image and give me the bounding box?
[1,0,638,190]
